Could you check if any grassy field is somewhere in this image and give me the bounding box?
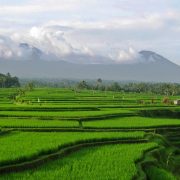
[0,88,179,179]
[0,118,79,128]
[83,117,180,128]
[0,143,157,180]
[0,131,144,166]
[0,109,132,119]
[1,117,179,129]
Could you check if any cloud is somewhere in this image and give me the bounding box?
[0,0,180,64]
[28,26,82,56]
[11,26,73,57]
[42,10,180,32]
[0,45,13,59]
[0,26,95,60]
[0,25,140,64]
[0,0,80,15]
[108,47,143,64]
[0,36,19,59]
[0,18,179,65]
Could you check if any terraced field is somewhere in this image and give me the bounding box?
[0,88,179,179]
[1,143,157,180]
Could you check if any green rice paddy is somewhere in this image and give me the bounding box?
[0,88,179,179]
[0,143,157,180]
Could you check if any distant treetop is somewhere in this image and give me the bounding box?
[0,73,20,88]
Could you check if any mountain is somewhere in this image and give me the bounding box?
[19,43,43,59]
[0,49,180,83]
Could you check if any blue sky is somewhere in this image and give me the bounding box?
[0,0,180,64]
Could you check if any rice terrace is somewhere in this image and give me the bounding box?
[0,85,179,180]
[1,0,180,179]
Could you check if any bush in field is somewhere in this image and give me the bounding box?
[25,82,35,91]
[77,80,90,89]
[162,97,171,104]
[137,99,145,104]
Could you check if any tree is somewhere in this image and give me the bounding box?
[0,73,20,88]
[25,82,35,91]
[162,97,170,104]
[0,76,6,88]
[110,82,121,92]
[93,78,103,91]
[77,80,89,89]
[97,78,102,84]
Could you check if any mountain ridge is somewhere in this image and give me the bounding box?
[0,50,180,83]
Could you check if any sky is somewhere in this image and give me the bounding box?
[0,0,180,65]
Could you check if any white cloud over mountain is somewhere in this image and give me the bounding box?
[0,25,143,64]
[0,0,180,64]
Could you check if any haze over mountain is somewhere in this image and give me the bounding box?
[0,43,179,83]
[0,0,180,83]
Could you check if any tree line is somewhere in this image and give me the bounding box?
[1,74,180,96]
[76,79,180,96]
[0,73,20,88]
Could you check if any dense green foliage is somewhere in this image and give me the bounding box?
[0,73,20,88]
[145,166,176,180]
[20,78,180,95]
